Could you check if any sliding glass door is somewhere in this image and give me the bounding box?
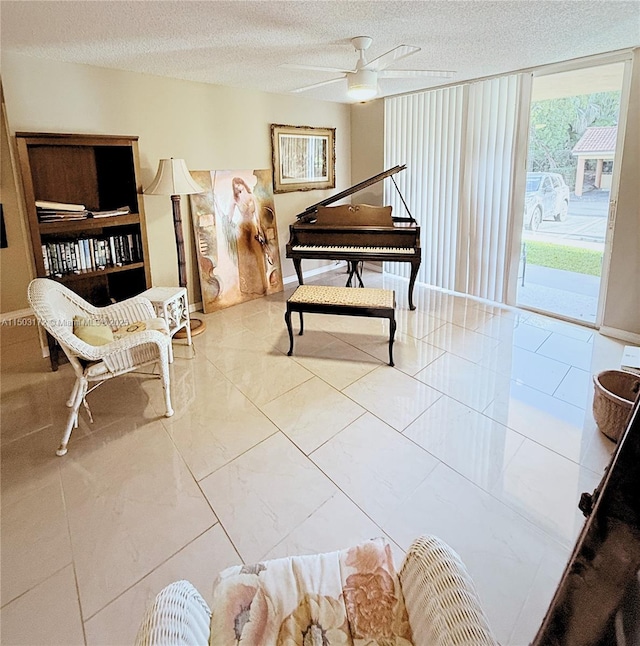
[516,62,626,325]
[383,55,630,328]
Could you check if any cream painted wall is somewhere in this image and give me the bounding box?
[350,99,385,204]
[602,50,640,335]
[1,53,351,310]
[0,92,34,313]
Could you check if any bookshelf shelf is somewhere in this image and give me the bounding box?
[58,262,146,282]
[38,212,141,234]
[16,132,152,370]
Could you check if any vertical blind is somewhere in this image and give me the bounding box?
[384,74,523,302]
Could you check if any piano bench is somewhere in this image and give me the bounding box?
[285,285,397,366]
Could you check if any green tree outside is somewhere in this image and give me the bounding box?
[528,92,620,189]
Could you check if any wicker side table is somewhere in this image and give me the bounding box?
[140,287,192,362]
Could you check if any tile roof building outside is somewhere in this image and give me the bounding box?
[572,126,618,155]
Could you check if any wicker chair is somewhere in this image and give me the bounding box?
[135,535,497,646]
[28,278,174,456]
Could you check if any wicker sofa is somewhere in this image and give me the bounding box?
[135,535,497,646]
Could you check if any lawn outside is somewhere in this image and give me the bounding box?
[524,240,603,276]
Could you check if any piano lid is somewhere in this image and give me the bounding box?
[294,164,406,222]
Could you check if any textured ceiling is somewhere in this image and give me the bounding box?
[2,1,639,103]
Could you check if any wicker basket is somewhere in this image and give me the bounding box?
[592,370,640,442]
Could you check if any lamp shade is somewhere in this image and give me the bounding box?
[347,69,378,102]
[144,158,204,196]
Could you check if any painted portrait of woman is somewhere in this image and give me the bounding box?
[189,169,283,313]
[229,177,268,296]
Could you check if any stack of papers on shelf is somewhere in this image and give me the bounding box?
[36,200,86,212]
[36,200,89,221]
[621,346,640,376]
[89,206,131,218]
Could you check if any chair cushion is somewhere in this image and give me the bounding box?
[73,316,114,346]
[73,316,168,346]
[112,318,169,339]
[209,538,412,645]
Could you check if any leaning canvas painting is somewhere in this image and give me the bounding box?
[189,169,283,312]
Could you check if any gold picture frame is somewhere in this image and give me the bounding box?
[271,124,336,193]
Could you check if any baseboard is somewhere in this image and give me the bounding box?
[282,261,345,285]
[599,326,640,345]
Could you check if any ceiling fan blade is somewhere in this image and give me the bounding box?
[291,77,344,93]
[380,69,456,79]
[364,45,421,71]
[281,63,354,74]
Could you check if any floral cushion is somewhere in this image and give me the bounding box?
[209,538,412,645]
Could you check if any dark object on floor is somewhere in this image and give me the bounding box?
[533,395,640,646]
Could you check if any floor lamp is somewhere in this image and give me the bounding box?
[144,158,207,337]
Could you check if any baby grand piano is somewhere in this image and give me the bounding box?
[285,165,421,310]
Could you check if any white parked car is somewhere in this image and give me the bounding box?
[524,172,570,230]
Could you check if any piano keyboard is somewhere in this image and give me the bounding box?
[292,245,415,255]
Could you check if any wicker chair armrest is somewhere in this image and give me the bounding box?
[399,535,497,646]
[96,296,156,325]
[135,580,211,646]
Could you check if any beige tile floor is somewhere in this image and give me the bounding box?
[0,268,625,645]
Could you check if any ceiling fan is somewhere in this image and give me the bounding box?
[282,36,455,101]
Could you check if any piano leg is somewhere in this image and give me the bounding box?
[354,261,364,288]
[408,259,420,310]
[345,260,364,287]
[346,261,364,288]
[293,258,304,285]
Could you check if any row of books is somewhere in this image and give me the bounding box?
[42,233,143,277]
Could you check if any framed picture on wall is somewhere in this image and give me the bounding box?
[270,124,335,193]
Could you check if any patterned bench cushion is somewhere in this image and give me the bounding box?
[288,285,394,309]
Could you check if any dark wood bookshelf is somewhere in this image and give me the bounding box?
[16,132,152,370]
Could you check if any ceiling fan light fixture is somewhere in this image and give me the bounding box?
[347,69,378,101]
